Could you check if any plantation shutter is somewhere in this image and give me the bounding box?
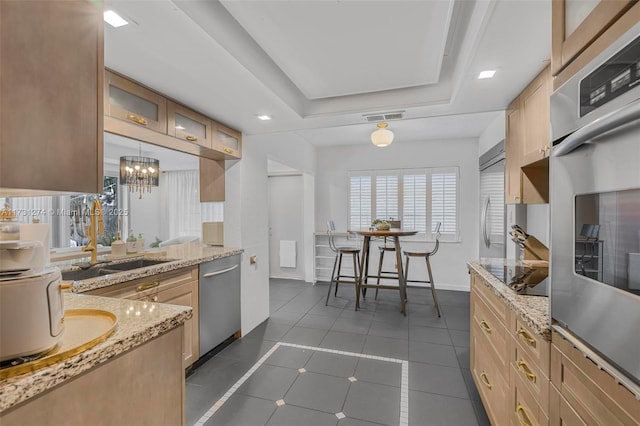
[375,174,398,221]
[349,175,372,230]
[431,170,458,238]
[402,174,427,232]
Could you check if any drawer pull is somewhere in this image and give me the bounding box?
[126,114,148,126]
[480,371,492,389]
[223,147,234,154]
[136,281,159,292]
[517,328,536,347]
[516,403,533,426]
[480,320,492,333]
[185,135,198,142]
[517,360,537,383]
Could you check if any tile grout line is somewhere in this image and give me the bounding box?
[193,342,282,426]
[400,361,409,426]
[194,340,410,426]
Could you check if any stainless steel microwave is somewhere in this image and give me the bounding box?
[550,21,640,386]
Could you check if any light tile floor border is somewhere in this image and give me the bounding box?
[194,341,410,426]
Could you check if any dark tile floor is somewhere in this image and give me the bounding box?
[186,278,490,426]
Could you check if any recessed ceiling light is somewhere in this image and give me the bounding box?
[478,70,496,79]
[257,115,272,121]
[104,10,128,28]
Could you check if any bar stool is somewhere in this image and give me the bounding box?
[325,221,361,306]
[374,239,399,300]
[402,222,442,317]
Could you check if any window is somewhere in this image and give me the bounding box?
[349,175,372,231]
[8,176,122,248]
[348,167,459,241]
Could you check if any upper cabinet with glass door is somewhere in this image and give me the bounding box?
[168,101,213,149]
[105,70,167,133]
[552,0,637,88]
[213,123,242,159]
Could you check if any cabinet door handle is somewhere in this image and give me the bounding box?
[517,360,537,383]
[136,281,159,292]
[517,328,537,348]
[480,371,492,389]
[202,264,239,278]
[480,320,492,333]
[185,135,198,142]
[516,403,533,426]
[126,114,148,126]
[223,147,234,154]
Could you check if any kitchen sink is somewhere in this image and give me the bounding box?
[61,259,171,281]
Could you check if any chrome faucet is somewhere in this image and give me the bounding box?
[82,199,104,265]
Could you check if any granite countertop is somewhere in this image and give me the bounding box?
[468,259,551,341]
[0,293,192,413]
[59,244,243,293]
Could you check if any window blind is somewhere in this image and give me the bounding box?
[403,174,427,232]
[431,172,457,237]
[375,175,398,221]
[348,168,459,240]
[349,175,372,230]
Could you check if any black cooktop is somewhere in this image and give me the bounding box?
[479,262,549,297]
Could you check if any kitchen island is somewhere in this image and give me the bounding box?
[0,293,192,424]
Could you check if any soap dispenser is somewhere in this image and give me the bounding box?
[126,230,137,254]
[136,233,145,252]
[111,231,126,257]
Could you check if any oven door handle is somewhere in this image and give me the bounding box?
[554,97,640,157]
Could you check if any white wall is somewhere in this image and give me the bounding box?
[127,189,161,249]
[315,138,479,291]
[478,112,505,156]
[225,133,317,335]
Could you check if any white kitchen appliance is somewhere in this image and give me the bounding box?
[0,241,64,362]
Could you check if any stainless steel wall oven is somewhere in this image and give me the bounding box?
[551,22,640,386]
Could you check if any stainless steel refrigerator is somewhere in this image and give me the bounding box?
[479,141,506,258]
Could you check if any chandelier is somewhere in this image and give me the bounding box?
[371,122,394,147]
[119,148,159,199]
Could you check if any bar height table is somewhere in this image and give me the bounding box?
[350,229,418,315]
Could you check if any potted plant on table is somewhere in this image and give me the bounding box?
[371,219,391,231]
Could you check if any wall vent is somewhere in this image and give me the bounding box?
[363,111,404,122]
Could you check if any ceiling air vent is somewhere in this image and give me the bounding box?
[363,111,405,122]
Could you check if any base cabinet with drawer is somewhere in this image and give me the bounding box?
[86,267,199,368]
[550,330,640,425]
[471,268,640,425]
[470,270,551,426]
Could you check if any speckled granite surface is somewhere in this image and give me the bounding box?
[60,244,242,293]
[468,259,551,341]
[0,293,192,413]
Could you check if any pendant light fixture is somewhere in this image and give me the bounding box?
[371,122,394,147]
[119,145,160,199]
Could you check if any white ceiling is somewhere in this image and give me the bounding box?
[221,0,454,99]
[104,0,551,147]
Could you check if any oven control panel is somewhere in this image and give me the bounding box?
[580,34,640,117]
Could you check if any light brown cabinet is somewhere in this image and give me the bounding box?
[505,66,551,204]
[200,158,225,202]
[86,267,199,368]
[0,0,103,196]
[470,271,551,426]
[0,326,185,426]
[552,0,635,79]
[105,70,167,134]
[168,101,213,148]
[214,123,242,159]
[550,330,640,425]
[505,104,523,204]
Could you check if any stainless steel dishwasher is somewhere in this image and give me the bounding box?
[199,254,241,356]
